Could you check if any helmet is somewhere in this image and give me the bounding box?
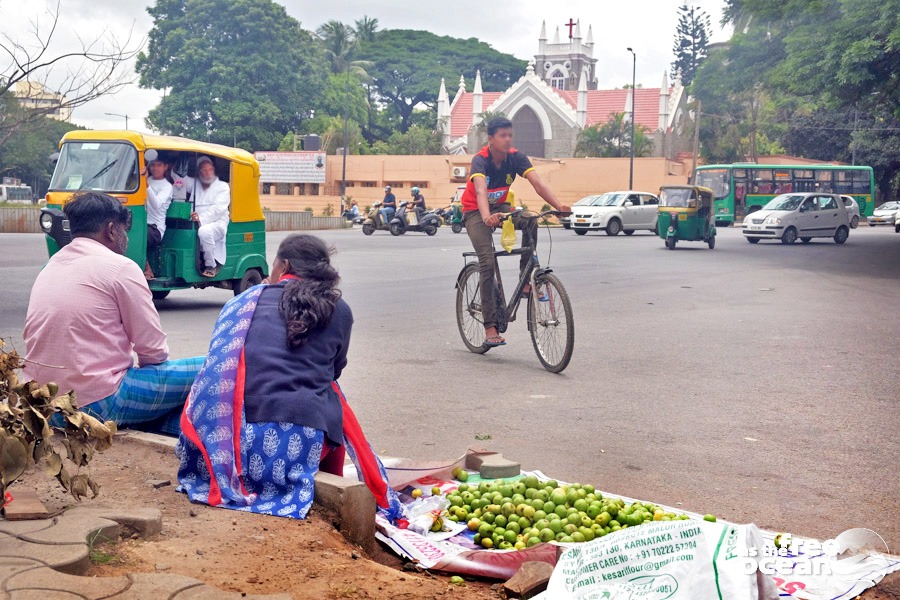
[384,185,391,191]
[411,187,420,195]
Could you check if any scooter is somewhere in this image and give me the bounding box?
[389,201,441,236]
[361,202,395,235]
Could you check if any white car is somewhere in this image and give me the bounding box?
[742,193,850,245]
[840,195,860,229]
[571,191,659,236]
[867,201,899,227]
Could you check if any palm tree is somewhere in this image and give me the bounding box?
[316,20,373,82]
[354,16,379,44]
[575,112,653,158]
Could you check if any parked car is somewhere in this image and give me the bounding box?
[840,195,860,228]
[741,192,850,245]
[571,191,659,236]
[867,201,899,227]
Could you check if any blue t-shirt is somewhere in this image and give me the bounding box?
[383,193,396,207]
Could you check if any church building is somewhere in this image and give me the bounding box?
[437,20,695,159]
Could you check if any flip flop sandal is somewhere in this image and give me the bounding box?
[201,268,218,278]
[484,336,507,347]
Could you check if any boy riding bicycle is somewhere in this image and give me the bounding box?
[461,117,570,347]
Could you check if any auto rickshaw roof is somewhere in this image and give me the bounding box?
[659,185,714,195]
[59,130,260,177]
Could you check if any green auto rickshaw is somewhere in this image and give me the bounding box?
[657,185,717,250]
[40,130,268,299]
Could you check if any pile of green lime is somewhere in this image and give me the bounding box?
[442,473,715,550]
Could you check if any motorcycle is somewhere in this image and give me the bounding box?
[361,202,395,235]
[389,201,442,236]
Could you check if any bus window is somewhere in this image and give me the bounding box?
[695,169,730,199]
[751,169,773,194]
[792,169,814,193]
[834,171,854,194]
[851,170,870,194]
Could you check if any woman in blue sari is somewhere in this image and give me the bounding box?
[177,234,401,520]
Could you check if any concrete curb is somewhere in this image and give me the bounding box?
[117,431,377,551]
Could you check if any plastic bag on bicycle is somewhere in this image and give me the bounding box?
[500,218,516,253]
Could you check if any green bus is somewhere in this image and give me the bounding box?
[694,164,875,225]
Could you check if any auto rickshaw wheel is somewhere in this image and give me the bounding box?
[665,237,676,250]
[233,268,263,296]
[451,222,463,234]
[707,236,716,249]
[362,223,375,235]
[151,290,170,300]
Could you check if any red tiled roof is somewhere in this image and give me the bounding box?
[449,88,670,138]
[449,92,503,137]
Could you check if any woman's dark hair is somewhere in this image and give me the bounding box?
[276,234,341,348]
[64,191,131,236]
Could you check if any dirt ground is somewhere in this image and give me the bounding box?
[9,434,899,600]
[13,435,498,600]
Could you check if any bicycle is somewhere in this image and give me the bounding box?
[455,210,575,373]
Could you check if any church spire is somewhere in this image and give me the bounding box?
[585,24,593,45]
[472,70,483,116]
[574,19,582,40]
[658,71,670,131]
[552,26,560,44]
[539,20,547,41]
[577,70,588,127]
[457,74,466,95]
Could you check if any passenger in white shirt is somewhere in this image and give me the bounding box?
[190,156,230,277]
[144,156,173,279]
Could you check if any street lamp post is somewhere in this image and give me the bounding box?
[105,112,129,129]
[626,48,636,190]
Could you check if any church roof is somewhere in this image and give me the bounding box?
[449,87,670,138]
[449,92,503,137]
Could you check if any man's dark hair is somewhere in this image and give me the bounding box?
[64,191,131,236]
[487,116,513,137]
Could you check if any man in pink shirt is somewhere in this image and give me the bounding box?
[24,192,203,434]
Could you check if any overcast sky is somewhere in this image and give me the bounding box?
[2,0,730,133]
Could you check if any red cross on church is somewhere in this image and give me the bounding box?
[565,18,577,40]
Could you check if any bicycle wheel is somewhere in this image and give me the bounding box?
[528,272,574,373]
[456,263,490,354]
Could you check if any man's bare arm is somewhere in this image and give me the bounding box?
[525,171,570,213]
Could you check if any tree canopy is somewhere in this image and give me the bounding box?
[575,113,653,158]
[137,0,328,150]
[671,4,712,86]
[362,30,526,133]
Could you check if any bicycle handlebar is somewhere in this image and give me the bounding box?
[497,209,572,221]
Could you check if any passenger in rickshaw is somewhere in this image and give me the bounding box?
[665,188,691,207]
[143,153,173,279]
[190,156,230,278]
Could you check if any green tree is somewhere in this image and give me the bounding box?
[371,126,443,155]
[136,0,328,150]
[575,113,653,158]
[362,30,526,132]
[671,4,712,86]
[0,110,80,197]
[353,16,380,44]
[304,116,368,155]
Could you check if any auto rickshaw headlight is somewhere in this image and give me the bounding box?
[39,212,53,232]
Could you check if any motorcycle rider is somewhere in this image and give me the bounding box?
[380,186,397,225]
[410,187,427,220]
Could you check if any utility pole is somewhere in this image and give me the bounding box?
[690,99,702,184]
[340,64,351,215]
[851,106,858,166]
[627,48,636,190]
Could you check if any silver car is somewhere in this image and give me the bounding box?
[867,202,899,227]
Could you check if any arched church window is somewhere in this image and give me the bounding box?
[550,69,565,90]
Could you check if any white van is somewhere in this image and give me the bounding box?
[742,193,850,245]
